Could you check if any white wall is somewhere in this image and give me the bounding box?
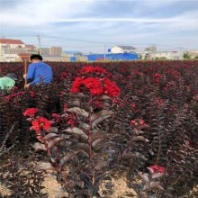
[111,46,136,54]
[0,43,25,49]
[153,52,183,60]
[111,46,124,53]
[3,54,20,62]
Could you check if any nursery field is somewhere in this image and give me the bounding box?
[0,60,198,198]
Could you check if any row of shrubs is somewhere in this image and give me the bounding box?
[0,60,198,197]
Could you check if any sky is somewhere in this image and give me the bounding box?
[0,0,198,53]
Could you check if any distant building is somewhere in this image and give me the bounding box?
[50,46,62,56]
[0,38,26,62]
[187,50,198,59]
[144,45,157,53]
[25,45,37,53]
[110,45,136,54]
[153,51,183,60]
[64,51,85,61]
[64,51,82,57]
[0,38,39,62]
[39,48,50,56]
[0,38,25,48]
[43,55,70,62]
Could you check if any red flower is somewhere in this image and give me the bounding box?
[148,165,165,174]
[70,74,120,98]
[193,94,198,101]
[66,113,77,127]
[52,113,61,122]
[60,91,66,97]
[5,95,12,101]
[23,108,38,117]
[93,100,103,108]
[130,119,149,129]
[154,73,161,83]
[130,103,136,108]
[130,120,137,126]
[60,72,67,79]
[103,78,121,97]
[64,104,68,112]
[29,91,35,97]
[156,97,164,106]
[80,65,111,77]
[31,117,51,132]
[138,119,145,125]
[70,77,83,93]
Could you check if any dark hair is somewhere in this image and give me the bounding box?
[7,73,18,80]
[30,54,43,61]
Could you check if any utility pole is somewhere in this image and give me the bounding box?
[179,47,183,60]
[37,35,41,54]
[7,43,11,62]
[104,44,106,61]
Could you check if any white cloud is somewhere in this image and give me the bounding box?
[0,0,198,52]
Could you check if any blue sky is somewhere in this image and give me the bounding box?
[0,0,198,53]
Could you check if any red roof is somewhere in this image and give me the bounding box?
[0,38,24,44]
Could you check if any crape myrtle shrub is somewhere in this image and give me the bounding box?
[0,60,198,197]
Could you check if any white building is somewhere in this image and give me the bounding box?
[152,51,183,60]
[0,38,38,62]
[187,50,198,59]
[110,45,136,54]
[0,38,25,48]
[0,38,26,62]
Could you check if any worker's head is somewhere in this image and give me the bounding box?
[6,73,18,81]
[30,54,43,62]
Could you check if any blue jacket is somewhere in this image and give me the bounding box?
[26,61,53,85]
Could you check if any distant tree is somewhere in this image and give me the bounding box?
[194,56,198,59]
[183,53,191,59]
[155,57,167,60]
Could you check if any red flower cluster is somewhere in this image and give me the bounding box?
[52,113,61,123]
[130,119,146,126]
[70,77,120,97]
[130,103,136,108]
[23,108,38,117]
[148,165,165,174]
[29,91,35,97]
[132,69,142,76]
[60,72,67,79]
[31,117,51,132]
[66,113,77,127]
[156,97,164,106]
[103,78,121,97]
[80,65,111,77]
[130,119,149,130]
[154,73,161,83]
[5,91,25,101]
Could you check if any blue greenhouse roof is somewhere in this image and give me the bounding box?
[85,53,138,61]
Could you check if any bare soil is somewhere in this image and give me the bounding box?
[0,159,137,198]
